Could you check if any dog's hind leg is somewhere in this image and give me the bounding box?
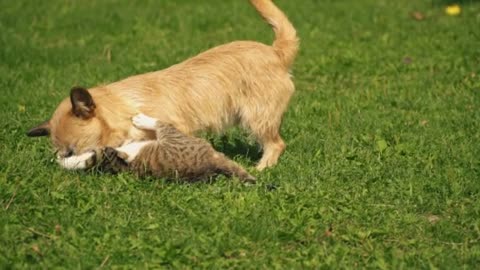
[256,130,286,171]
[240,83,293,171]
[241,109,288,171]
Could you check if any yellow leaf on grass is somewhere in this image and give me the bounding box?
[446,5,461,16]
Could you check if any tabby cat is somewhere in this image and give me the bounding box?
[60,114,256,183]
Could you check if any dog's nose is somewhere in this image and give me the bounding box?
[58,149,74,158]
[65,149,74,157]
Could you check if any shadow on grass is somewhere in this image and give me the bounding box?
[213,135,261,166]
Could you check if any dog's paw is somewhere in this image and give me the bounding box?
[132,113,157,130]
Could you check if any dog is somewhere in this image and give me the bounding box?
[27,0,299,170]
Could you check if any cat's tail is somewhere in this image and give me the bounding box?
[214,154,256,183]
[250,0,299,68]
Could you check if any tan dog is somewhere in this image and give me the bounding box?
[27,0,299,170]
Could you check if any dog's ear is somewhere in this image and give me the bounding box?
[70,86,96,119]
[27,120,50,137]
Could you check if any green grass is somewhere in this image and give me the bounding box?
[1,0,480,268]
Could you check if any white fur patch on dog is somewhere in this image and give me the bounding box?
[132,113,158,130]
[58,151,95,170]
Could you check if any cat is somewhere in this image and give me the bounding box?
[60,114,256,183]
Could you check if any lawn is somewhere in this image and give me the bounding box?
[1,0,479,268]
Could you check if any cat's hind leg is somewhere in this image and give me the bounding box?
[132,113,192,139]
[132,114,158,130]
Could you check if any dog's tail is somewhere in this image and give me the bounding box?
[250,0,299,68]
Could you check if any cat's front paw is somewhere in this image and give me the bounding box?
[132,113,158,130]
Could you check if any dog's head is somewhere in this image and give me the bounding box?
[27,87,109,158]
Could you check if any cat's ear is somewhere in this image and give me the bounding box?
[70,86,96,119]
[26,120,50,137]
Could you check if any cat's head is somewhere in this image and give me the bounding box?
[27,87,110,158]
[98,147,130,174]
